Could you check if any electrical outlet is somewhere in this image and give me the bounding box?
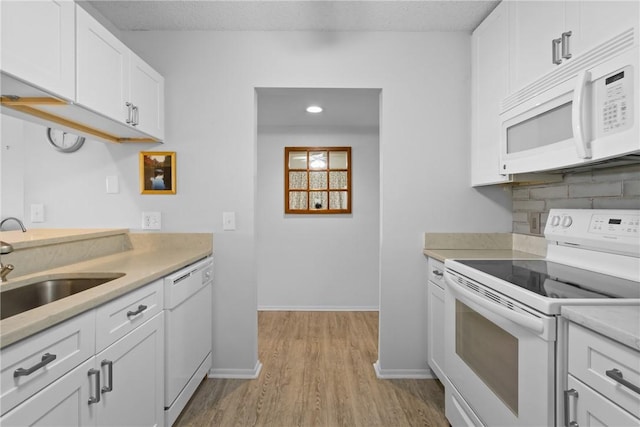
[142,211,161,230]
[31,204,45,223]
[529,212,541,235]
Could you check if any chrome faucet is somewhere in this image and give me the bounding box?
[0,240,14,282]
[0,217,26,232]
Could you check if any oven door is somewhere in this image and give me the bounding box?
[444,270,557,426]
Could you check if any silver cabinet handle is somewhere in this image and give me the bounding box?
[432,270,443,277]
[564,388,579,427]
[101,360,113,393]
[125,102,133,124]
[132,105,139,126]
[127,304,148,318]
[14,353,57,377]
[606,368,640,394]
[561,31,572,59]
[552,38,562,65]
[88,368,101,404]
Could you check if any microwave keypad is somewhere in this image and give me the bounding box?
[600,67,631,134]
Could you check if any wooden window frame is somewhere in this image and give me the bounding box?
[285,146,352,214]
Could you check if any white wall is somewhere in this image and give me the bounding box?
[0,115,25,221]
[4,30,512,376]
[257,126,380,310]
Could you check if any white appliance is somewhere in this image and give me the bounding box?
[164,257,213,426]
[444,209,640,426]
[499,27,639,174]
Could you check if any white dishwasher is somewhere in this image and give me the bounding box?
[164,256,213,426]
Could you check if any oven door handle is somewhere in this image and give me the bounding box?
[446,273,545,334]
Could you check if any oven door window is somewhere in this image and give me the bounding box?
[456,300,519,415]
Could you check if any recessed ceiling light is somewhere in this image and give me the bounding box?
[306,105,323,113]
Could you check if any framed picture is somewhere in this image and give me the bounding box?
[139,151,176,194]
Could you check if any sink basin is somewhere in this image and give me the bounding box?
[0,273,125,320]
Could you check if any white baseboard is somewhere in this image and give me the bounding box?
[372,360,435,379]
[209,360,263,379]
[258,305,379,311]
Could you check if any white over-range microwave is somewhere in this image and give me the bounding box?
[499,27,639,174]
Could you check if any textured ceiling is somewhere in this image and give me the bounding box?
[84,0,500,32]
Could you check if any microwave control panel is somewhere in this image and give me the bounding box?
[596,65,633,135]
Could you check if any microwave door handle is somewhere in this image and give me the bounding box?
[572,70,592,159]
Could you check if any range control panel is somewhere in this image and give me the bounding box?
[589,213,639,236]
[545,209,640,256]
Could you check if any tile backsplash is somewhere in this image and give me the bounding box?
[512,164,640,235]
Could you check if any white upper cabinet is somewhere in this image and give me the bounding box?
[508,1,566,92]
[76,6,164,140]
[508,1,639,93]
[565,1,639,58]
[471,1,511,186]
[76,5,130,126]
[130,54,165,140]
[0,0,75,100]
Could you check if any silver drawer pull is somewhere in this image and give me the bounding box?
[432,270,443,277]
[88,369,101,404]
[564,388,579,427]
[606,368,640,394]
[14,353,57,377]
[101,360,113,393]
[126,304,148,318]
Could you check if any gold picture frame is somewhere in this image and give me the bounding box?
[139,151,176,194]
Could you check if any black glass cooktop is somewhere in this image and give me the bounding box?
[457,259,640,299]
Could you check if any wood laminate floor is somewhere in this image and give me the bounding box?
[175,311,447,427]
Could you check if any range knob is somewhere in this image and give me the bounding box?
[561,216,573,228]
[550,215,561,226]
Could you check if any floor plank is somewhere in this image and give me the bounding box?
[175,311,447,427]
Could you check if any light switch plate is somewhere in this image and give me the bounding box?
[106,175,119,193]
[142,211,161,230]
[223,211,236,231]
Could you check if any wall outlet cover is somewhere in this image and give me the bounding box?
[142,211,162,230]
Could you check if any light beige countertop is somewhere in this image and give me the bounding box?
[562,305,640,351]
[0,230,213,348]
[0,228,128,250]
[423,232,546,262]
[423,248,543,262]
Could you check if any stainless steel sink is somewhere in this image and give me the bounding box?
[0,274,125,320]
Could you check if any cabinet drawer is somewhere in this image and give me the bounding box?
[427,258,445,288]
[95,279,163,353]
[568,322,640,418]
[567,374,640,426]
[0,310,95,415]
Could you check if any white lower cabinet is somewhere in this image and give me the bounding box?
[93,312,164,427]
[0,280,165,427]
[427,257,445,380]
[564,322,640,426]
[1,358,94,427]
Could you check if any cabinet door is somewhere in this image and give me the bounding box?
[508,1,566,91]
[76,5,130,125]
[130,53,165,140]
[95,313,164,427]
[0,358,94,427]
[471,1,510,186]
[566,1,639,58]
[567,375,640,427]
[0,0,75,100]
[427,281,445,380]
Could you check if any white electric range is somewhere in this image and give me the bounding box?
[443,209,640,426]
